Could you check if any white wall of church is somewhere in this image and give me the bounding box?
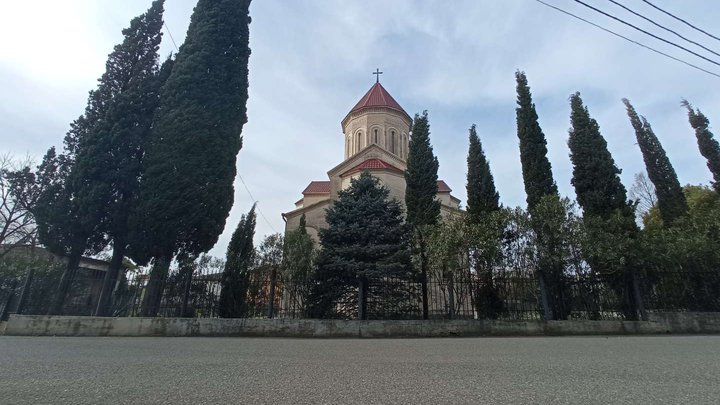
[343,108,410,161]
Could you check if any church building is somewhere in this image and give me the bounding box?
[282,77,461,240]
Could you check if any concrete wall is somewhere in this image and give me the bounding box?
[4,313,720,338]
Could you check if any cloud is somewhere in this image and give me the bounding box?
[1,0,719,258]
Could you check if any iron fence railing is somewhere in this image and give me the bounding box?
[1,267,719,321]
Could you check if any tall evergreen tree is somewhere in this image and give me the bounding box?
[309,172,412,320]
[515,71,558,211]
[130,0,252,316]
[568,93,643,320]
[282,214,315,316]
[682,100,720,191]
[466,124,499,222]
[515,72,567,319]
[623,99,687,225]
[405,110,440,319]
[405,110,441,226]
[64,0,168,316]
[34,1,166,314]
[569,93,634,220]
[218,204,256,318]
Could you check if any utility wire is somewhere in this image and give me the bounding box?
[238,174,279,234]
[573,0,720,68]
[164,21,179,51]
[533,0,720,79]
[161,21,276,234]
[606,0,720,59]
[641,0,720,43]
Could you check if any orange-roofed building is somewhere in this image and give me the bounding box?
[282,77,461,242]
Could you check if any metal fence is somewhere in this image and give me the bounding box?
[2,267,719,321]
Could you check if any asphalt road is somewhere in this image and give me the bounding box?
[1,335,719,404]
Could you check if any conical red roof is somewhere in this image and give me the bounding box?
[348,82,409,118]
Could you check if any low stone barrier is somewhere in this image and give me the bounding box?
[4,313,718,337]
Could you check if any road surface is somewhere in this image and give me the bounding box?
[1,335,718,404]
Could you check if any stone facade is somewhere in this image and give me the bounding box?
[282,81,461,241]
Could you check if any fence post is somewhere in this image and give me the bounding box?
[1,280,19,321]
[537,272,554,321]
[267,267,277,319]
[631,270,647,321]
[447,271,455,320]
[15,268,35,315]
[358,278,366,320]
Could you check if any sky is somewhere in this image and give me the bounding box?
[2,0,720,258]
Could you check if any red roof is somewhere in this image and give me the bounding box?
[348,82,409,117]
[437,180,452,193]
[341,158,403,177]
[302,181,331,194]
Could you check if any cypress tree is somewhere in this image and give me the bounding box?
[35,2,166,314]
[404,110,440,319]
[218,204,256,318]
[515,72,567,319]
[515,71,558,211]
[308,172,412,320]
[66,0,167,316]
[466,124,499,222]
[405,110,441,226]
[568,93,643,320]
[569,93,634,219]
[623,99,687,225]
[131,0,252,316]
[682,100,720,191]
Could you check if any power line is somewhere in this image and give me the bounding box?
[641,0,720,43]
[238,174,279,234]
[573,0,720,68]
[606,0,720,59]
[163,21,179,51]
[533,0,720,79]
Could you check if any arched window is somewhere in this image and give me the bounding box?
[391,130,396,154]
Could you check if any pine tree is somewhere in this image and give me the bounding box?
[515,71,558,211]
[682,100,720,191]
[466,124,499,222]
[623,99,687,225]
[568,93,643,320]
[308,172,412,320]
[404,110,440,319]
[131,0,252,316]
[218,204,256,318]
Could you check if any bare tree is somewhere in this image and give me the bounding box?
[0,154,38,258]
[629,172,657,217]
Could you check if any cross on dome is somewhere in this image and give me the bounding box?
[373,68,383,83]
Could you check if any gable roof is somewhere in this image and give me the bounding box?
[302,181,331,194]
[341,158,404,177]
[437,180,452,193]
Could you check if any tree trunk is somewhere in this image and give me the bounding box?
[447,271,455,320]
[140,254,171,317]
[48,247,83,315]
[267,266,278,319]
[180,260,194,318]
[358,277,368,320]
[631,270,647,321]
[537,272,553,321]
[94,242,126,317]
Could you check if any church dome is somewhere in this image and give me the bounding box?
[349,82,409,116]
